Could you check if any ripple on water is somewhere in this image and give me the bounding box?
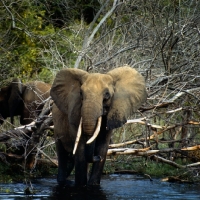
[0,174,200,199]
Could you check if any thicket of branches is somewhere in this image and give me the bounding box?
[0,0,200,180]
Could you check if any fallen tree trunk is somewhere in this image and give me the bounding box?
[151,155,200,169]
[151,155,184,168]
[24,98,53,169]
[0,128,32,142]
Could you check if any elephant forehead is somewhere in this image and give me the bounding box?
[82,74,113,90]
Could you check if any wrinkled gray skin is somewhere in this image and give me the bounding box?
[50,66,147,186]
[0,78,51,125]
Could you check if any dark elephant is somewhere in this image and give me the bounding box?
[0,78,51,125]
[50,66,147,186]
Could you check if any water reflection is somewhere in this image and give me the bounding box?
[0,174,200,199]
[52,184,107,200]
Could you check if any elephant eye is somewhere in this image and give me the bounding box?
[104,91,110,100]
[80,90,83,99]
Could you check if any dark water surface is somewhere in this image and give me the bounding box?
[0,174,200,199]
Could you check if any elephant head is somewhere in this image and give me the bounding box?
[0,78,51,125]
[51,66,147,163]
[0,78,23,124]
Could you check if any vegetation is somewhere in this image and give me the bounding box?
[0,0,200,183]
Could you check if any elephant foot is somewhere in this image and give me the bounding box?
[57,175,66,187]
[87,179,101,186]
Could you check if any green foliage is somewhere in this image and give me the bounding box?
[0,161,57,183]
[0,1,56,82]
[0,163,23,183]
[0,0,104,83]
[36,68,54,83]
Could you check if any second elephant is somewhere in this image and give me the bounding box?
[0,78,51,125]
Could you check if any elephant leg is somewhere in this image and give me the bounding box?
[75,136,88,186]
[56,139,74,186]
[20,107,31,125]
[88,129,112,185]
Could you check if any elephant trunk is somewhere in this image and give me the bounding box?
[72,101,102,163]
[82,116,97,136]
[81,101,102,135]
[82,119,96,135]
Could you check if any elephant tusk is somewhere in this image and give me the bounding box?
[86,116,102,144]
[73,117,82,155]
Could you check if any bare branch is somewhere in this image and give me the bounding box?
[74,0,121,68]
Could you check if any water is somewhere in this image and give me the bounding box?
[0,174,200,199]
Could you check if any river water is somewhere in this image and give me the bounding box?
[0,174,200,199]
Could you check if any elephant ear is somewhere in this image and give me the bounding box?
[50,68,88,116]
[107,66,147,130]
[8,78,23,124]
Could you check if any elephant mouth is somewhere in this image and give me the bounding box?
[72,116,102,155]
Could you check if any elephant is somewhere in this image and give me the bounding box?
[0,78,51,125]
[50,66,147,186]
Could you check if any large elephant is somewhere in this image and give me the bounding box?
[50,66,147,186]
[0,78,51,125]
